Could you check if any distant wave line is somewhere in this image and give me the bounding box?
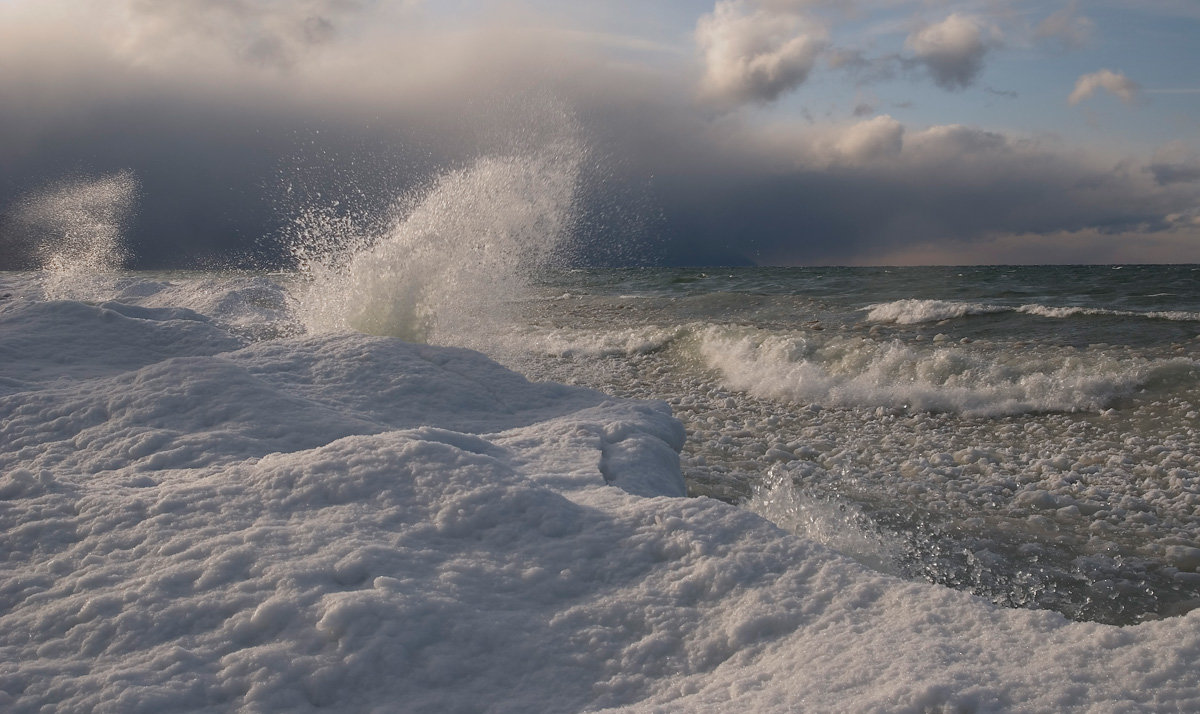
[862,299,1200,325]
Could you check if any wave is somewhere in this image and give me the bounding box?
[1015,304,1200,321]
[292,136,583,347]
[744,465,903,576]
[863,299,1008,324]
[696,325,1198,416]
[865,298,1200,325]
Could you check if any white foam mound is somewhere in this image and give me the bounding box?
[0,298,244,394]
[3,297,1200,712]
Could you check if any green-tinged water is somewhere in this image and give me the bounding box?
[511,266,1200,624]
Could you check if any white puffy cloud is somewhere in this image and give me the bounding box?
[1068,69,1141,106]
[696,0,827,106]
[904,14,999,91]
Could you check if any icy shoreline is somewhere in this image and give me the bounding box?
[3,295,1200,712]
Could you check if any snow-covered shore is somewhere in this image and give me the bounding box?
[3,292,1199,713]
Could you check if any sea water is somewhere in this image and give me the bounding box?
[3,162,1200,711]
[512,266,1200,624]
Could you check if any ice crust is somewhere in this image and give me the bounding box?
[3,294,1200,712]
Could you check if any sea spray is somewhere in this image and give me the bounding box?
[292,139,583,347]
[11,171,139,300]
[744,464,903,576]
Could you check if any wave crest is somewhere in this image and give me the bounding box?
[865,299,1200,325]
[696,326,1197,416]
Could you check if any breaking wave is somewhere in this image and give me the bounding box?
[696,326,1198,416]
[293,136,583,347]
[865,298,1200,325]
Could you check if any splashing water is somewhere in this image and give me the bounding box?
[293,139,583,347]
[13,171,139,300]
[744,465,904,576]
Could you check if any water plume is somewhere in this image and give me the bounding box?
[293,136,584,347]
[12,171,139,300]
[745,465,903,576]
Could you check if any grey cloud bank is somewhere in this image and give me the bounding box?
[1,0,1197,268]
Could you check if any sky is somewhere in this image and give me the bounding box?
[0,0,1198,267]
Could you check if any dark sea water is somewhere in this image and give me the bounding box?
[510,265,1200,625]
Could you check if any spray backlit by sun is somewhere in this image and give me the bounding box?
[292,134,583,348]
[14,171,139,300]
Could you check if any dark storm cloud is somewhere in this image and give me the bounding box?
[0,0,1196,268]
[0,0,595,266]
[629,121,1190,264]
[1148,144,1200,186]
[1150,163,1200,186]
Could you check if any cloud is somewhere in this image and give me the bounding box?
[864,227,1200,266]
[0,0,630,264]
[904,14,999,91]
[1068,69,1141,105]
[696,0,827,106]
[670,117,1195,264]
[1034,2,1095,50]
[1148,143,1200,185]
[904,124,1007,158]
[0,0,1194,269]
[1150,163,1200,186]
[110,0,386,70]
[832,115,904,164]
